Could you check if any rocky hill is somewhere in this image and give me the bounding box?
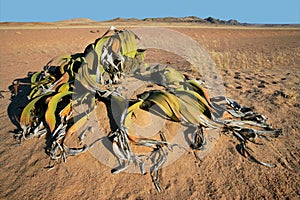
[108,16,245,25]
[145,16,244,25]
[1,16,298,28]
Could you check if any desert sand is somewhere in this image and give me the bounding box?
[0,20,299,199]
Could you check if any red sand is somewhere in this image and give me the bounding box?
[0,23,299,199]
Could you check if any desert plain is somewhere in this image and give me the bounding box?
[0,19,299,199]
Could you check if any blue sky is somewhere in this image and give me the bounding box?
[0,0,299,24]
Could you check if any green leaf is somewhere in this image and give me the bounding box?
[45,91,74,133]
[118,30,138,58]
[20,93,53,127]
[185,79,212,106]
[163,67,185,85]
[30,71,42,88]
[144,91,181,122]
[57,82,70,93]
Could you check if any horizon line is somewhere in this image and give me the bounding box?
[1,16,299,25]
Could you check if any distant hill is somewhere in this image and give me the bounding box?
[105,17,140,22]
[143,16,207,23]
[1,16,299,28]
[203,17,242,25]
[107,16,245,25]
[104,16,299,27]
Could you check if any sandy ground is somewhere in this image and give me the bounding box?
[0,23,300,199]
